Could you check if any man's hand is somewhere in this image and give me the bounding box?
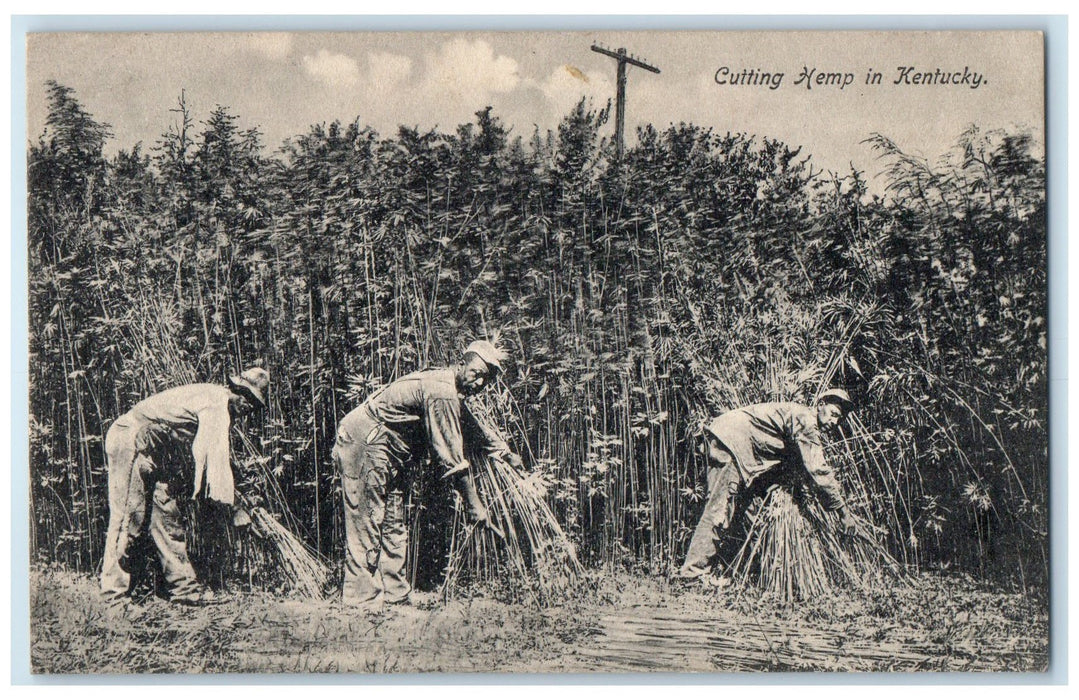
[466,500,505,538]
[457,473,491,525]
[837,506,857,536]
[232,506,253,529]
[443,461,471,479]
[472,508,505,540]
[453,468,505,539]
[469,501,490,527]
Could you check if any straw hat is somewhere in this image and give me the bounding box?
[228,367,269,408]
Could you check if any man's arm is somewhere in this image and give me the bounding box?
[461,402,523,468]
[791,416,846,511]
[424,397,469,474]
[426,397,492,524]
[791,415,856,532]
[452,470,490,526]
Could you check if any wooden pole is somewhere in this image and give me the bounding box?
[615,51,627,163]
[590,44,660,164]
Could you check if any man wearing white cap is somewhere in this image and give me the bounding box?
[334,340,522,608]
[100,367,269,605]
[679,388,857,581]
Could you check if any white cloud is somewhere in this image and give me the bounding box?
[421,39,520,107]
[367,51,412,90]
[243,33,293,60]
[302,49,361,88]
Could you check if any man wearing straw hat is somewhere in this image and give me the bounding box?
[334,340,522,609]
[100,367,269,605]
[678,388,857,582]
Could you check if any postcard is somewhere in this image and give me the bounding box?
[24,28,1047,674]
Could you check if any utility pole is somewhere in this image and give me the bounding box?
[590,43,660,163]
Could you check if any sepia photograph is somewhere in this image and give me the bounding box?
[22,26,1049,675]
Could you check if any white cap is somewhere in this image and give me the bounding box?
[818,388,853,410]
[463,340,507,372]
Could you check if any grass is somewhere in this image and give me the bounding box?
[29,565,1046,674]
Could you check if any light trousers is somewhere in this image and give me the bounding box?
[681,441,743,574]
[335,412,411,605]
[100,422,201,600]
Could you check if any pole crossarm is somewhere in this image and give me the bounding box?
[590,44,662,74]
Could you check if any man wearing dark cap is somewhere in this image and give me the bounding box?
[100,367,269,605]
[678,388,857,582]
[334,340,523,609]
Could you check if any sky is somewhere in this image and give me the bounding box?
[25,30,1044,192]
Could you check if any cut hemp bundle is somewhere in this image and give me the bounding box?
[729,485,909,602]
[442,453,585,605]
[246,505,332,599]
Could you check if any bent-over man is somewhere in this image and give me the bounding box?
[334,340,522,608]
[100,367,269,605]
[679,388,857,580]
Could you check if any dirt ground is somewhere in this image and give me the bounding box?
[28,566,1048,675]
